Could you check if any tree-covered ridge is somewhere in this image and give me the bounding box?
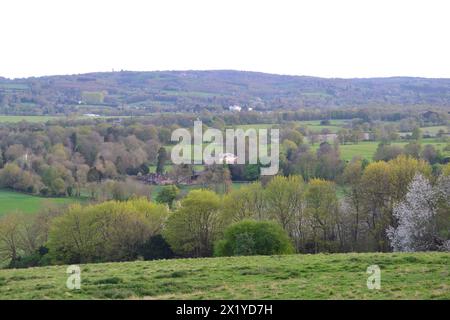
[2,70,450,115]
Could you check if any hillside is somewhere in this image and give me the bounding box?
[0,252,448,299]
[1,70,450,115]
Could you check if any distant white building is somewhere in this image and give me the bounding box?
[228,105,242,112]
[83,113,101,117]
[217,152,238,164]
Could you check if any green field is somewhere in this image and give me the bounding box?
[0,115,130,123]
[421,126,449,135]
[0,252,447,299]
[0,190,81,216]
[231,120,348,133]
[311,138,450,161]
[293,120,348,133]
[0,115,63,123]
[165,137,448,163]
[230,123,275,130]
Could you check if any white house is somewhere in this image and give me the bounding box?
[228,105,242,112]
[217,152,238,164]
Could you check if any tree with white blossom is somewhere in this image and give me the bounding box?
[387,174,440,252]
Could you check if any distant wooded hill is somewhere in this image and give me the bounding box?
[1,70,450,115]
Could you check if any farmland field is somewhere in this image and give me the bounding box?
[311,138,450,161]
[292,120,348,133]
[0,115,62,123]
[0,115,132,123]
[232,120,348,133]
[418,126,448,135]
[0,252,448,299]
[0,189,81,216]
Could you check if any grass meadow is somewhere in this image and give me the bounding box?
[311,138,449,161]
[0,115,62,123]
[0,189,81,217]
[0,252,448,299]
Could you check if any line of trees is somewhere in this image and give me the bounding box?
[1,158,448,268]
[0,113,448,198]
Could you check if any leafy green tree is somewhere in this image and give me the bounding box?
[41,167,67,196]
[47,198,169,263]
[0,163,21,187]
[0,214,23,264]
[342,158,364,248]
[243,164,260,181]
[164,190,222,257]
[388,155,432,204]
[198,164,232,194]
[0,163,42,194]
[265,175,306,251]
[222,182,266,223]
[404,141,422,159]
[411,127,422,140]
[156,147,168,174]
[315,142,343,180]
[155,185,179,208]
[373,142,403,161]
[265,175,305,231]
[291,145,317,181]
[421,145,441,164]
[281,129,303,146]
[360,161,394,251]
[305,179,340,253]
[214,220,294,256]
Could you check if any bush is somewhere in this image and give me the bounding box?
[214,220,294,257]
[138,235,174,260]
[8,246,51,269]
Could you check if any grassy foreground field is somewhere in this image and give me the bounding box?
[0,252,448,299]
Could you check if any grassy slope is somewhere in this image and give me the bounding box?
[0,252,448,299]
[0,189,81,216]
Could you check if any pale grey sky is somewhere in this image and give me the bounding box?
[1,0,449,79]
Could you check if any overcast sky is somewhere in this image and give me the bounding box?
[1,0,450,79]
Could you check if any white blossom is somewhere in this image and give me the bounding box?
[387,174,439,252]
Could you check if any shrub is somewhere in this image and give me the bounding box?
[8,246,50,269]
[214,220,294,257]
[138,235,174,260]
